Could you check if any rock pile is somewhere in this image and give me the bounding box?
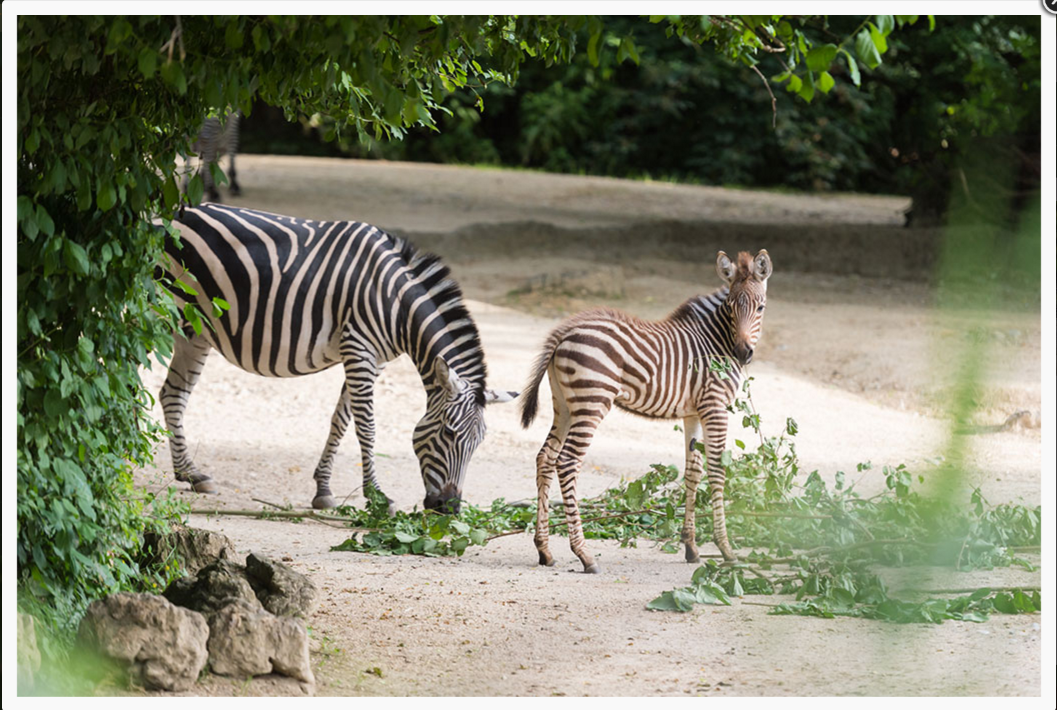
[77,527,318,692]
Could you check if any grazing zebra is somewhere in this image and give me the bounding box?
[157,203,517,513]
[520,250,773,572]
[187,111,241,202]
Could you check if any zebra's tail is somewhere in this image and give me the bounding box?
[520,318,581,429]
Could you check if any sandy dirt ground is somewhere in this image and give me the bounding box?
[135,156,1042,696]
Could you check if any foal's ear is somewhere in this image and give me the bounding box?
[483,389,519,405]
[753,249,773,282]
[716,251,737,285]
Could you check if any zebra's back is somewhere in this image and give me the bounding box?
[164,203,410,378]
[549,307,725,419]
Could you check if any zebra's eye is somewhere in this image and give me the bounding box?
[756,304,765,314]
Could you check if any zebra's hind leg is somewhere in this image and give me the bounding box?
[680,416,705,564]
[227,151,240,197]
[160,333,217,494]
[226,111,241,196]
[700,404,737,562]
[534,378,571,567]
[556,404,611,574]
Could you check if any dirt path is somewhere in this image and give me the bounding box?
[136,156,1042,696]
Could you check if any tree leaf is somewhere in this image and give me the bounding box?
[805,44,838,72]
[97,181,117,211]
[817,71,835,94]
[855,29,882,69]
[64,240,91,276]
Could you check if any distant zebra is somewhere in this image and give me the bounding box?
[157,203,518,513]
[187,111,241,202]
[520,250,773,572]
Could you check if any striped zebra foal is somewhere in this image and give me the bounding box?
[520,250,773,572]
[157,203,517,513]
[187,111,241,202]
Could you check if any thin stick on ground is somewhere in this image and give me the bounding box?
[189,507,362,530]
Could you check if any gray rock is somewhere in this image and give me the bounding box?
[145,525,236,576]
[18,613,42,692]
[164,559,263,616]
[78,592,208,691]
[245,552,319,618]
[207,600,314,684]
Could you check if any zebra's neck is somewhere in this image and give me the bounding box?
[393,244,487,402]
[667,287,740,363]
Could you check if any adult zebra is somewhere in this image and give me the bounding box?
[157,203,518,514]
[187,111,242,203]
[520,250,772,572]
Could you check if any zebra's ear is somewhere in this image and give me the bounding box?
[753,249,773,282]
[483,389,519,405]
[716,251,736,285]
[434,358,468,398]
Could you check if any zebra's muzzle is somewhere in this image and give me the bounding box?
[424,489,462,516]
[735,343,754,365]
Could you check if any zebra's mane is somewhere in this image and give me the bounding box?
[395,238,488,407]
[666,287,730,324]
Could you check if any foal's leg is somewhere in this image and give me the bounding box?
[699,403,736,561]
[680,416,705,563]
[534,370,571,567]
[556,402,612,574]
[160,333,217,493]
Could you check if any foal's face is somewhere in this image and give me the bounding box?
[716,250,773,366]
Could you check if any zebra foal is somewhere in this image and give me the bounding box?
[158,203,517,513]
[520,250,773,572]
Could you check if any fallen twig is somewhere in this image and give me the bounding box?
[903,585,1040,595]
[190,507,361,530]
[484,507,658,542]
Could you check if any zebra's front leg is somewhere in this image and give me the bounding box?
[160,333,217,494]
[700,404,737,561]
[312,358,393,513]
[311,380,355,510]
[680,416,705,564]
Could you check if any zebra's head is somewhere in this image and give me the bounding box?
[416,358,518,515]
[716,249,773,366]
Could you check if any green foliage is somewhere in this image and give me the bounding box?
[291,15,1038,217]
[331,488,498,557]
[645,383,1041,623]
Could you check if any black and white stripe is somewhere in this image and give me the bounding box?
[188,111,241,202]
[520,250,773,572]
[158,203,516,513]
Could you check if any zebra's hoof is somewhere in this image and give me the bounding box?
[538,553,555,567]
[583,563,601,574]
[685,548,700,564]
[312,495,338,510]
[191,479,218,494]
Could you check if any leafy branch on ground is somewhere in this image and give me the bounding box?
[645,380,1041,623]
[321,374,1040,624]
